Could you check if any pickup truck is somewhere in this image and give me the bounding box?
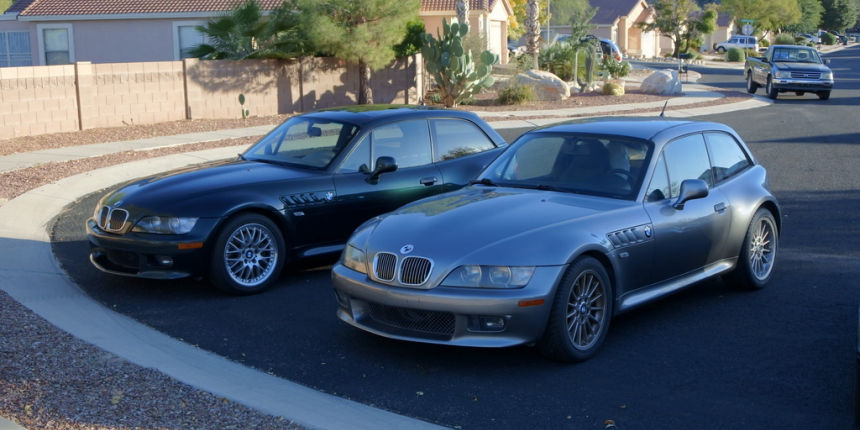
[745,44,834,100]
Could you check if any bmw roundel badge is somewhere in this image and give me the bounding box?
[400,244,414,254]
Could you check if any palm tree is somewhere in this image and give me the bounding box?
[525,0,540,68]
[456,0,469,25]
[189,0,305,60]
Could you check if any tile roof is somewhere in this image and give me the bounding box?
[421,0,497,12]
[590,0,643,25]
[9,0,286,16]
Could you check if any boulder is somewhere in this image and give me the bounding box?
[513,70,570,101]
[640,70,682,95]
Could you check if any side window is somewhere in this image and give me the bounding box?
[646,153,671,201]
[430,118,496,162]
[338,134,370,173]
[663,133,712,197]
[371,120,431,169]
[705,132,752,183]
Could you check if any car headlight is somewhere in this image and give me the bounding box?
[774,70,792,79]
[441,265,535,289]
[821,71,834,80]
[131,216,198,234]
[342,244,367,274]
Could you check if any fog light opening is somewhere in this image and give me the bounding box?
[154,255,173,267]
[468,315,507,332]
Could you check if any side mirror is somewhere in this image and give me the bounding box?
[366,156,397,183]
[673,179,709,210]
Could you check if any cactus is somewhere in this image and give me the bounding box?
[238,93,249,119]
[422,19,499,107]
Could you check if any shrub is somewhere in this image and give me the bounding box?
[775,34,795,45]
[497,84,536,105]
[539,42,576,81]
[726,47,745,62]
[760,39,770,47]
[602,81,624,96]
[821,32,836,45]
[393,19,425,57]
[601,56,631,79]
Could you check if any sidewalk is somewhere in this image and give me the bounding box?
[0,77,770,430]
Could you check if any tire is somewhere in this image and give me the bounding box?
[746,72,758,94]
[539,256,613,362]
[716,47,726,53]
[209,213,285,295]
[766,77,778,100]
[724,208,778,290]
[818,91,831,100]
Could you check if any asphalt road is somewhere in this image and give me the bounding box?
[52,46,860,429]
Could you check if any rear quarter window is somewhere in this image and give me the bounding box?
[705,132,752,183]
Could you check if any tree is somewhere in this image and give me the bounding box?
[683,5,717,53]
[456,0,469,24]
[300,0,420,104]
[189,0,306,60]
[550,0,593,25]
[509,0,549,39]
[525,0,541,67]
[822,0,859,30]
[720,0,802,34]
[784,0,825,34]
[640,0,707,57]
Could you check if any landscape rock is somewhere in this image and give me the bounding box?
[640,70,682,95]
[514,70,570,101]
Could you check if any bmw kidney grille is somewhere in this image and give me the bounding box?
[373,252,433,286]
[98,206,129,232]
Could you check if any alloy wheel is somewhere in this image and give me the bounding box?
[749,217,776,281]
[223,223,278,287]
[565,270,607,351]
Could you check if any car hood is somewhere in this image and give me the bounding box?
[774,62,831,73]
[100,159,321,216]
[358,186,636,267]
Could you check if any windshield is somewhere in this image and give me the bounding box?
[243,117,359,169]
[772,47,821,63]
[477,133,652,200]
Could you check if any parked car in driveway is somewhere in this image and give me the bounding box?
[87,106,506,294]
[332,117,781,362]
[715,35,759,53]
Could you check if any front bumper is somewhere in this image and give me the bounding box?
[772,79,833,92]
[86,218,218,279]
[331,263,567,348]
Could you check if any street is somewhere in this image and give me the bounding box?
[51,46,860,429]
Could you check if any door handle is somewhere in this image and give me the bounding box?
[714,202,727,213]
[420,177,438,186]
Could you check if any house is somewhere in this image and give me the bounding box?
[0,0,289,67]
[703,12,737,52]
[589,0,663,58]
[420,0,513,64]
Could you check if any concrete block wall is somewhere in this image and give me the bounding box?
[0,55,422,140]
[0,65,78,139]
[81,61,186,129]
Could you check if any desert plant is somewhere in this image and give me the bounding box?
[539,41,576,80]
[601,56,631,79]
[422,19,499,107]
[602,81,624,96]
[497,84,537,105]
[775,33,796,44]
[238,93,249,119]
[726,47,746,62]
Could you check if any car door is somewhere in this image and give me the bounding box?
[429,117,505,192]
[643,133,732,284]
[331,119,443,240]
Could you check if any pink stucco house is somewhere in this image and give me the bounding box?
[0,0,513,67]
[0,0,288,67]
[589,0,664,58]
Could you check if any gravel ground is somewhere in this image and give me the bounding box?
[0,81,749,429]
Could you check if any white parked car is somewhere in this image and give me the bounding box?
[715,35,759,53]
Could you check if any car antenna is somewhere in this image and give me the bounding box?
[659,100,669,118]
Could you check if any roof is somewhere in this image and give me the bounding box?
[8,0,286,16]
[535,117,727,143]
[589,0,644,25]
[421,0,498,12]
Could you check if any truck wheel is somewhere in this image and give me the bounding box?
[746,72,758,93]
[818,91,831,100]
[766,77,778,100]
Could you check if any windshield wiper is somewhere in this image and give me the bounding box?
[469,178,498,186]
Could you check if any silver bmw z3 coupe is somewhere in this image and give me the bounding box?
[331,117,780,362]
